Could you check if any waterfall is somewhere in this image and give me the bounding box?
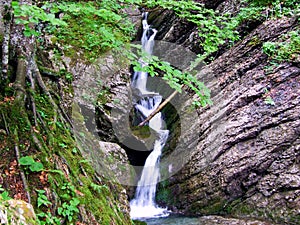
[130,12,169,219]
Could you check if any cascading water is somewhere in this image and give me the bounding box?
[130,12,170,219]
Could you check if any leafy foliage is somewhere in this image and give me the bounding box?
[263,31,300,62]
[132,0,241,60]
[11,1,135,60]
[10,0,298,108]
[19,156,44,172]
[49,1,135,61]
[0,185,11,201]
[11,1,67,37]
[36,189,51,208]
[247,0,300,17]
[57,198,80,222]
[131,50,212,107]
[90,182,109,193]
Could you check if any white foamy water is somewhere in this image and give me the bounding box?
[130,12,170,219]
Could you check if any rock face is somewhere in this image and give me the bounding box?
[158,15,300,224]
[197,215,277,225]
[90,3,299,224]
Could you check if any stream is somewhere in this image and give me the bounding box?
[130,12,169,219]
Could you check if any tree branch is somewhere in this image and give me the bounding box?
[138,90,178,126]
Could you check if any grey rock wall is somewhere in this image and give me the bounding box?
[159,15,300,224]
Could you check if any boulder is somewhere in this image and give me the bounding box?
[0,199,37,225]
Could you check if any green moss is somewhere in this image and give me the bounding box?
[248,36,262,46]
[131,125,151,139]
[156,180,171,205]
[188,198,227,215]
[133,220,147,225]
[231,202,255,215]
[289,215,300,224]
[0,89,131,224]
[156,188,170,204]
[97,89,111,105]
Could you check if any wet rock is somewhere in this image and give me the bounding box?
[198,215,276,225]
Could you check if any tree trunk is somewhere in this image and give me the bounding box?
[1,0,12,81]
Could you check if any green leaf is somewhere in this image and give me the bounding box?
[59,143,67,148]
[29,162,44,172]
[57,207,63,215]
[265,96,275,105]
[19,156,35,165]
[11,1,19,7]
[0,191,11,200]
[23,30,32,37]
[48,169,64,175]
[36,189,46,194]
[70,198,80,206]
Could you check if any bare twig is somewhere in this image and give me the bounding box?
[14,129,31,204]
[139,90,178,126]
[1,112,10,135]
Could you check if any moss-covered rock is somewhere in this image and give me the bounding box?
[0,198,37,225]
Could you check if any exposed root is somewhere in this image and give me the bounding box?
[58,104,73,128]
[14,58,27,101]
[31,131,47,153]
[27,68,38,126]
[36,111,49,132]
[34,61,58,123]
[1,112,10,135]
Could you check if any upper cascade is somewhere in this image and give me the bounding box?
[129,12,169,219]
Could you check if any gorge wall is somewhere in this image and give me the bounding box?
[96,1,299,224]
[151,6,300,225]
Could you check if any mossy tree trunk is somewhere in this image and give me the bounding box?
[0,2,132,224]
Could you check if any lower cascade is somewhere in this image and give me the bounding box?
[130,12,170,219]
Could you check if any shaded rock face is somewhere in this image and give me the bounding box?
[69,52,155,165]
[64,55,137,220]
[147,10,202,53]
[159,16,300,224]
